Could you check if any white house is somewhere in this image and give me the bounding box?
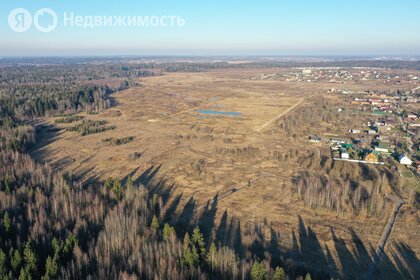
[341,152,350,159]
[331,139,345,144]
[375,146,389,153]
[398,154,413,165]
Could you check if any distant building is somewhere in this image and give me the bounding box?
[341,152,350,159]
[365,152,379,163]
[309,135,321,143]
[330,139,345,144]
[349,129,361,134]
[398,154,413,165]
[341,143,353,149]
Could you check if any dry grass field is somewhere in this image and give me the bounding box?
[31,69,419,279]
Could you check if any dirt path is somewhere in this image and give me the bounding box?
[255,98,304,132]
[365,197,404,280]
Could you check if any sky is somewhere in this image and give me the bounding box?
[0,0,420,56]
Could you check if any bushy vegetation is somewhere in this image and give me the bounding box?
[216,146,261,160]
[66,120,115,136]
[54,116,84,124]
[102,136,134,146]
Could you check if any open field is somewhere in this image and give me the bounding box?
[32,69,419,279]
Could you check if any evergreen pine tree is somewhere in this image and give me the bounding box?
[43,256,58,279]
[3,212,11,233]
[112,179,123,200]
[183,233,190,252]
[51,238,60,257]
[162,223,175,241]
[125,176,134,199]
[250,261,267,280]
[151,215,159,231]
[0,249,6,277]
[272,267,286,280]
[207,242,217,272]
[191,226,206,260]
[104,177,113,190]
[10,249,22,273]
[182,233,199,267]
[23,242,37,273]
[126,176,134,189]
[18,267,30,280]
[63,233,77,259]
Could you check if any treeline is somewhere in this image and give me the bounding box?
[293,150,400,216]
[0,84,112,118]
[0,117,35,153]
[277,99,354,138]
[0,64,156,119]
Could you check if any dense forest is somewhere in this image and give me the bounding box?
[0,63,302,280]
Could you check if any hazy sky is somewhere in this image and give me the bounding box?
[1,0,420,56]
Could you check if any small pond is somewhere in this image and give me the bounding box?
[195,109,241,116]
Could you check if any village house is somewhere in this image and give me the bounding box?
[366,129,377,135]
[309,135,321,143]
[364,152,379,163]
[341,151,350,159]
[330,139,345,145]
[407,113,418,120]
[398,154,413,165]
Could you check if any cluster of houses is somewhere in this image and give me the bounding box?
[279,68,412,84]
[331,141,383,164]
[309,135,414,166]
[351,98,394,113]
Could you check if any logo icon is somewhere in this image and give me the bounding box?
[8,8,32,32]
[34,8,58,32]
[8,8,58,33]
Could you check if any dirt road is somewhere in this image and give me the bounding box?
[256,98,304,132]
[365,197,404,280]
